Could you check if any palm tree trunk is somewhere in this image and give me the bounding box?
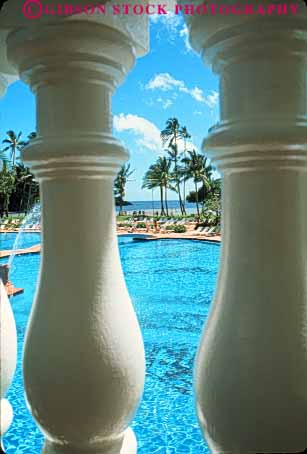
[5,194,9,217]
[0,197,4,218]
[182,139,187,215]
[20,183,26,213]
[12,146,16,168]
[165,186,169,216]
[177,182,185,215]
[119,188,125,215]
[202,177,209,212]
[26,184,32,214]
[195,181,200,217]
[160,185,165,216]
[174,137,185,215]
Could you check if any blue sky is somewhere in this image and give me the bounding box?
[0,14,219,201]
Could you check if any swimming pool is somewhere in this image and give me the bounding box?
[1,234,220,454]
[0,232,41,251]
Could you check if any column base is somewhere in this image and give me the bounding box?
[120,428,137,454]
[1,398,13,448]
[43,428,137,454]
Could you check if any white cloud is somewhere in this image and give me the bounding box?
[189,87,206,103]
[157,97,173,109]
[150,12,183,38]
[179,24,193,53]
[145,73,184,92]
[150,10,194,52]
[114,113,199,155]
[145,73,219,110]
[205,90,219,109]
[114,114,161,152]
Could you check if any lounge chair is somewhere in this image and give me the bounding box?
[206,227,216,235]
[201,226,209,233]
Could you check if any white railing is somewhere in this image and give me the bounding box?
[1,2,307,453]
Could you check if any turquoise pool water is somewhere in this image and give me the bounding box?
[0,232,41,251]
[1,233,220,454]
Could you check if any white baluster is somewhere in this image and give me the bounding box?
[0,280,17,448]
[184,2,307,452]
[0,34,19,446]
[3,11,148,454]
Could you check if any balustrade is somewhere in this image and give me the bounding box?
[1,1,307,452]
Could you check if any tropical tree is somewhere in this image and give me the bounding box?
[27,132,37,142]
[2,130,27,167]
[142,163,165,216]
[182,150,214,217]
[181,150,202,216]
[13,163,39,214]
[0,164,16,217]
[180,125,191,212]
[0,149,8,171]
[114,163,134,214]
[161,118,186,215]
[142,157,172,216]
[205,192,221,226]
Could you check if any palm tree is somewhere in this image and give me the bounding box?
[200,156,214,207]
[27,132,37,142]
[142,157,172,216]
[182,150,213,217]
[2,130,27,167]
[0,149,8,171]
[114,163,134,214]
[142,164,165,216]
[179,125,191,212]
[14,163,39,213]
[161,118,186,215]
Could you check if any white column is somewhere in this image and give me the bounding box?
[5,14,147,454]
[0,35,18,445]
[0,31,18,97]
[185,2,307,453]
[0,280,17,447]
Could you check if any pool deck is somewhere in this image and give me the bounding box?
[0,244,41,259]
[5,281,24,297]
[0,229,221,259]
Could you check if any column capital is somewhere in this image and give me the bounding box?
[184,2,307,173]
[0,30,18,97]
[1,0,149,179]
[0,0,148,56]
[4,15,147,179]
[184,0,307,62]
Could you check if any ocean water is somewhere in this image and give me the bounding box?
[116,200,198,215]
[1,234,220,454]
